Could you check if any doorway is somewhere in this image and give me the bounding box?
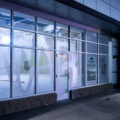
[56,52,69,101]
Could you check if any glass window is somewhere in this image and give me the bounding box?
[0,47,10,99]
[37,50,54,93]
[37,34,54,50]
[38,18,54,34]
[13,12,35,31]
[56,38,68,51]
[56,23,68,37]
[77,41,81,52]
[99,55,108,84]
[99,35,109,45]
[99,45,108,54]
[87,43,97,53]
[69,53,79,88]
[70,27,84,40]
[13,48,35,97]
[70,40,77,52]
[87,31,97,43]
[0,27,10,45]
[14,30,35,48]
[87,54,97,85]
[0,8,11,27]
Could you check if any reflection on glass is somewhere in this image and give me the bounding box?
[70,40,77,52]
[77,41,82,52]
[13,12,35,30]
[13,48,34,97]
[69,53,78,89]
[56,38,68,51]
[70,27,84,40]
[0,47,10,99]
[0,27,10,45]
[56,23,68,37]
[87,43,97,53]
[37,50,54,93]
[99,35,109,45]
[69,53,83,88]
[99,45,108,54]
[38,18,54,34]
[14,30,35,47]
[0,8,10,26]
[87,54,97,85]
[87,31,97,43]
[37,34,54,50]
[99,55,108,83]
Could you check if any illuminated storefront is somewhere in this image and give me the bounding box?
[0,0,118,115]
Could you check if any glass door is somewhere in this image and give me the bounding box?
[87,54,97,85]
[56,52,69,101]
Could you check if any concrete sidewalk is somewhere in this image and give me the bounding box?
[1,91,120,120]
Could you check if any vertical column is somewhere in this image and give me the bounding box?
[108,37,112,84]
[34,16,37,94]
[85,30,87,86]
[68,26,70,90]
[10,10,13,98]
[117,37,120,88]
[97,33,99,84]
[54,21,56,91]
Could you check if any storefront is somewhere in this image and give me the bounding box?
[0,0,118,115]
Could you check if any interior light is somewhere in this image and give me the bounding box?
[1,35,10,44]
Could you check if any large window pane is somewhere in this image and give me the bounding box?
[56,38,68,51]
[0,47,10,99]
[70,40,77,52]
[14,30,35,47]
[0,8,10,27]
[38,18,54,34]
[87,31,97,43]
[99,45,108,54]
[37,34,54,50]
[56,23,68,37]
[69,53,78,88]
[87,43,97,53]
[99,34,109,45]
[69,53,84,88]
[99,55,108,83]
[87,54,97,85]
[13,48,35,97]
[13,12,35,31]
[37,50,54,93]
[0,27,10,45]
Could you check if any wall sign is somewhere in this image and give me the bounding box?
[87,55,96,81]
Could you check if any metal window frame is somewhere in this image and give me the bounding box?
[0,2,114,101]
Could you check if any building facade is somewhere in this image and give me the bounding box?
[0,0,119,115]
